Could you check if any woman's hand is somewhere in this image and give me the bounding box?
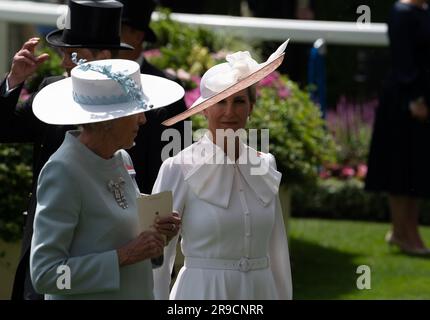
[154,212,181,244]
[117,231,165,267]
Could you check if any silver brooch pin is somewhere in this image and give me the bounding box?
[107,177,128,209]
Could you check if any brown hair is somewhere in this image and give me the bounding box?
[246,84,257,105]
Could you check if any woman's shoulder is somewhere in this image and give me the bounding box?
[158,140,213,185]
[117,149,133,166]
[266,152,278,169]
[42,134,90,178]
[244,144,278,169]
[158,152,186,178]
[38,152,80,193]
[163,140,201,167]
[43,143,77,172]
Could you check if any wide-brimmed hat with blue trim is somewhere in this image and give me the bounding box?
[33,58,184,125]
[162,39,289,126]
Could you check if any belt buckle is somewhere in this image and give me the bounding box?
[238,257,251,272]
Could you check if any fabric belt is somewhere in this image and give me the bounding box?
[184,256,269,273]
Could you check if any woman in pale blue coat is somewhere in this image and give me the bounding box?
[29,58,184,299]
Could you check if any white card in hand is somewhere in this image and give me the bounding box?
[137,191,172,232]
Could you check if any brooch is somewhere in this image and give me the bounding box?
[107,177,128,209]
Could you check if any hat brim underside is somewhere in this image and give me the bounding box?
[46,29,134,50]
[162,53,285,126]
[33,74,185,125]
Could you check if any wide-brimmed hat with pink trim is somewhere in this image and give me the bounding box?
[162,39,289,126]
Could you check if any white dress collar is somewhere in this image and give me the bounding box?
[174,134,282,208]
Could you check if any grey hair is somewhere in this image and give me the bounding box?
[78,120,114,132]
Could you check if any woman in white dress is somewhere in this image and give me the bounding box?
[153,40,292,300]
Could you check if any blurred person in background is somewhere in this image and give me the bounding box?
[366,0,430,256]
[118,0,187,194]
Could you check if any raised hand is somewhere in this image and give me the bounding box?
[7,37,50,89]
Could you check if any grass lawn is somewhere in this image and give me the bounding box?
[288,218,430,299]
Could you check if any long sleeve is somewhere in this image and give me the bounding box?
[30,160,121,296]
[0,76,47,143]
[268,153,293,300]
[151,157,188,299]
[269,196,293,300]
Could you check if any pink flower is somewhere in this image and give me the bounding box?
[190,75,201,86]
[184,88,200,108]
[356,164,368,178]
[341,167,355,178]
[319,170,331,179]
[278,86,290,99]
[260,72,280,87]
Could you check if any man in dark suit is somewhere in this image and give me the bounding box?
[118,0,187,194]
[1,0,185,300]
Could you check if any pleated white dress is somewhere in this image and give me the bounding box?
[152,134,292,300]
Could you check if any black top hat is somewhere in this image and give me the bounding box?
[118,0,157,43]
[46,0,133,50]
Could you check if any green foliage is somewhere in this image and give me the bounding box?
[250,76,337,186]
[334,124,372,166]
[0,144,33,242]
[326,97,377,166]
[0,43,61,242]
[292,178,389,222]
[149,8,258,75]
[292,176,430,225]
